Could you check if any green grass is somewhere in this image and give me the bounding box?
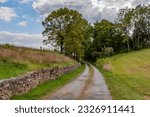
[0,45,76,79]
[0,62,76,80]
[0,63,29,79]
[11,65,85,100]
[96,49,150,100]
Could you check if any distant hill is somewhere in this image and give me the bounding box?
[96,49,150,99]
[0,44,76,79]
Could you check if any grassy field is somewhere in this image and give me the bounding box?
[12,65,85,100]
[0,44,76,79]
[96,49,150,100]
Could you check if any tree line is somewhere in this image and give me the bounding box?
[42,4,150,62]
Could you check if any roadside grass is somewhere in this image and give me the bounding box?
[0,63,28,79]
[96,49,150,100]
[11,65,85,100]
[0,44,76,79]
[0,62,76,80]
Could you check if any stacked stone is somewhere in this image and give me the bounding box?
[0,64,80,100]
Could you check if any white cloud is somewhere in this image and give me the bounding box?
[0,31,47,48]
[91,0,149,21]
[32,0,150,23]
[36,17,41,22]
[32,0,98,22]
[32,0,85,14]
[17,21,28,27]
[0,7,17,22]
[22,15,29,19]
[19,0,33,4]
[0,0,7,3]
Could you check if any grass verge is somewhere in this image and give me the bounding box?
[11,65,85,100]
[96,49,150,100]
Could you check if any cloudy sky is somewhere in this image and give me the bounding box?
[0,0,149,48]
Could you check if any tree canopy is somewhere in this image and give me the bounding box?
[42,7,90,60]
[116,4,150,50]
[42,4,150,62]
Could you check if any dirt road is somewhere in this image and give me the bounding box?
[46,64,112,100]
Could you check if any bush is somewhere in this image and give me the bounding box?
[102,47,114,57]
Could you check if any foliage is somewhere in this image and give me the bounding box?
[116,7,134,51]
[132,4,150,49]
[42,7,90,60]
[116,4,150,51]
[85,19,126,61]
[85,4,150,62]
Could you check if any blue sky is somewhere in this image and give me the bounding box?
[0,0,149,49]
[0,0,43,34]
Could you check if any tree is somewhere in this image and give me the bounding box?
[93,20,125,57]
[83,24,94,61]
[84,19,127,61]
[64,19,90,60]
[116,7,134,51]
[132,4,150,49]
[116,4,150,50]
[42,7,89,59]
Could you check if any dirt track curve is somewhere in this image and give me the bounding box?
[45,64,112,100]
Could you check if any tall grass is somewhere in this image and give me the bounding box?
[0,44,74,64]
[0,44,76,79]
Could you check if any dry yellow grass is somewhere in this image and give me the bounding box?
[0,44,76,79]
[0,44,74,64]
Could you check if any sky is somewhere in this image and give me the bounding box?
[0,0,149,49]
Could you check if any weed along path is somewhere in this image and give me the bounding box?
[45,64,112,100]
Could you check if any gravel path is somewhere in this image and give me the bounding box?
[46,64,112,100]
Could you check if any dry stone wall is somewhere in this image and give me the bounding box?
[0,64,80,100]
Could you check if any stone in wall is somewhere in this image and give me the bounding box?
[0,64,80,100]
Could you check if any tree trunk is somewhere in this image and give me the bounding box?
[140,34,143,49]
[60,39,64,53]
[133,37,135,49]
[59,35,64,53]
[127,37,130,51]
[138,33,140,49]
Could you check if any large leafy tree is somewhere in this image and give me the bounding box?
[64,19,90,60]
[85,19,126,61]
[116,7,134,51]
[116,4,150,50]
[93,20,125,56]
[42,7,89,59]
[132,4,150,49]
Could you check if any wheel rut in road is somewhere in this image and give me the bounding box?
[46,64,112,100]
[76,65,94,99]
